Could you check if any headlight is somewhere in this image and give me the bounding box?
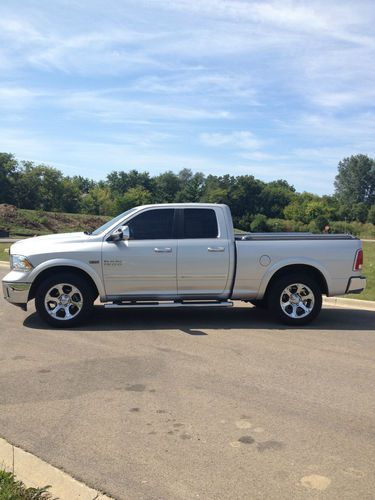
[10,255,34,272]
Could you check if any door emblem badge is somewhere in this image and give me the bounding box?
[104,259,122,266]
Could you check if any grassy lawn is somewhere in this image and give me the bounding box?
[0,243,10,262]
[0,206,109,238]
[0,469,53,499]
[347,240,375,301]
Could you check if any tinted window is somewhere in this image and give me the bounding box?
[183,209,218,238]
[127,209,174,239]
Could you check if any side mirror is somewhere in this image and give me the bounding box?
[108,225,129,242]
[122,225,130,240]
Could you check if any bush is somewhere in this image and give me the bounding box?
[250,214,268,232]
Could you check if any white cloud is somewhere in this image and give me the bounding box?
[200,131,262,149]
[61,91,231,122]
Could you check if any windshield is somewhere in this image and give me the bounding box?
[91,208,137,235]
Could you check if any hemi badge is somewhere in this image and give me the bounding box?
[89,260,100,264]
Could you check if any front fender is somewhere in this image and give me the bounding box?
[28,258,106,300]
[257,257,331,299]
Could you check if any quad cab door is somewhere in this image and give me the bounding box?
[102,208,177,298]
[177,207,231,298]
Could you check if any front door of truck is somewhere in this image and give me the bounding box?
[102,208,177,298]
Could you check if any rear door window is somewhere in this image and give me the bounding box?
[183,209,218,238]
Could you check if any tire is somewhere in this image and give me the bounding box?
[267,272,322,326]
[249,299,268,309]
[35,272,96,328]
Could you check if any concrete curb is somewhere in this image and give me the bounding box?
[0,261,9,268]
[0,437,113,499]
[323,297,375,311]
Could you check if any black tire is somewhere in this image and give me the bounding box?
[267,272,322,326]
[35,272,96,328]
[249,299,268,309]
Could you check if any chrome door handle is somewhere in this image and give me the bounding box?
[208,247,225,252]
[154,247,172,253]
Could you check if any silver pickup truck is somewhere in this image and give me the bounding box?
[2,203,366,327]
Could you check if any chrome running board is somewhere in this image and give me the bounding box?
[104,300,233,309]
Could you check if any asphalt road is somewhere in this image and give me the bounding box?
[0,268,374,500]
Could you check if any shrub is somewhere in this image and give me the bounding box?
[250,214,268,232]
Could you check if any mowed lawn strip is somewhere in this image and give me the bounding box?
[0,243,10,262]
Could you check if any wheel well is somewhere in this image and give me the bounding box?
[29,266,99,301]
[263,264,328,300]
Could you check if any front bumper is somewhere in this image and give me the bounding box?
[346,276,367,294]
[2,281,30,310]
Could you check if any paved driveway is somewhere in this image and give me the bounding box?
[0,269,374,499]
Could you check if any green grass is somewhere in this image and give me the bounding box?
[0,469,53,499]
[0,243,10,262]
[347,240,375,301]
[0,206,109,238]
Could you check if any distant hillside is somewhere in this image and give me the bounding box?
[0,204,110,237]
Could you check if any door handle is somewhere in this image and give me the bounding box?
[154,247,172,253]
[208,247,225,252]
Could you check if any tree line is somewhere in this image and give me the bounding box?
[0,152,374,233]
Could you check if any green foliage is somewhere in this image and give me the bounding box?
[81,186,113,215]
[0,469,53,499]
[0,153,18,204]
[1,152,375,238]
[250,214,268,232]
[115,186,152,213]
[334,154,375,209]
[367,205,375,224]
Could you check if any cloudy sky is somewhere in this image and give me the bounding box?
[1,0,374,194]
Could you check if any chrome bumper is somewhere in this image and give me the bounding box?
[2,281,30,310]
[346,276,366,294]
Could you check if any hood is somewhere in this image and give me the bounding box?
[10,232,92,256]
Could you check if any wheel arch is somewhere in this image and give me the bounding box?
[262,264,328,301]
[28,265,100,301]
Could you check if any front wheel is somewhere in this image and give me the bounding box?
[268,273,322,325]
[35,272,95,328]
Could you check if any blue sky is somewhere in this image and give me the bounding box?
[0,0,374,194]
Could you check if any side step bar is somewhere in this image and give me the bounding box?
[104,300,234,309]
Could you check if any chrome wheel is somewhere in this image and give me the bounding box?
[280,283,315,319]
[44,283,83,321]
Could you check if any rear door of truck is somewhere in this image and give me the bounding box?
[176,207,232,297]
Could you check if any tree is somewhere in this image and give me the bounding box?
[260,180,295,218]
[175,170,205,202]
[115,187,152,213]
[81,186,114,215]
[0,152,18,203]
[352,202,369,223]
[153,171,181,203]
[334,154,375,208]
[106,170,153,195]
[250,214,268,232]
[367,205,375,224]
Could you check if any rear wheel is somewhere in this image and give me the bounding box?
[35,273,95,327]
[268,273,322,325]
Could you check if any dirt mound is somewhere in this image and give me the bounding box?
[0,204,17,219]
